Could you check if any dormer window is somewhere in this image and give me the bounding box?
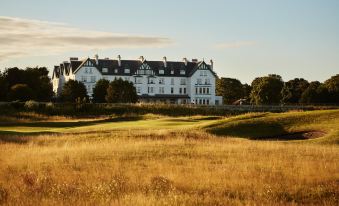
[114,69,118,74]
[102,68,108,73]
[180,70,185,75]
[159,69,164,75]
[124,69,130,74]
[171,70,174,75]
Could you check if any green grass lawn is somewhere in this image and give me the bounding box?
[1,110,338,144]
[203,109,339,144]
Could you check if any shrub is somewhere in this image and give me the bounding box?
[24,100,39,110]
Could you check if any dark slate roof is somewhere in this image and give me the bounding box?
[53,58,217,78]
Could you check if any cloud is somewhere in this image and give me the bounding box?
[214,41,257,49]
[0,16,172,61]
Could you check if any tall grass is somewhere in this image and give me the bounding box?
[0,129,338,205]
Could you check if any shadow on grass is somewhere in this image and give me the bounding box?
[207,119,326,141]
[0,116,144,128]
[0,131,55,144]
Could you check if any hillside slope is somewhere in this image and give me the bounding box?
[203,109,339,144]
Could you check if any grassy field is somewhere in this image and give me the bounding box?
[0,110,338,205]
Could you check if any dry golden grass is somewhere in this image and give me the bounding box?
[0,128,338,205]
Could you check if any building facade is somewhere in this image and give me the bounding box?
[52,55,222,105]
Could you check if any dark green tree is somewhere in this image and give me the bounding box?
[324,74,339,103]
[281,78,309,104]
[92,79,110,103]
[216,77,244,104]
[8,84,34,101]
[105,79,137,103]
[242,83,252,99]
[250,74,284,105]
[0,72,8,101]
[300,81,330,104]
[61,80,88,102]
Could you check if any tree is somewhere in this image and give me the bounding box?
[250,74,284,105]
[216,77,244,104]
[300,81,330,104]
[60,80,88,102]
[1,67,53,101]
[281,78,309,104]
[106,79,137,103]
[324,74,339,103]
[0,72,8,101]
[8,84,34,101]
[242,83,252,99]
[92,79,110,103]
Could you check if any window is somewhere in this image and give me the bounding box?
[135,77,142,84]
[87,85,92,92]
[124,77,130,81]
[103,76,108,80]
[206,99,210,105]
[184,88,186,94]
[197,79,202,85]
[91,76,96,82]
[81,76,87,82]
[180,70,185,75]
[203,88,206,94]
[148,78,155,84]
[199,88,202,94]
[159,87,164,94]
[196,87,198,94]
[180,78,186,85]
[114,69,118,74]
[206,88,210,94]
[171,87,174,94]
[170,70,174,75]
[159,70,164,75]
[136,87,141,93]
[159,78,165,84]
[179,88,182,94]
[205,79,210,85]
[124,69,130,74]
[171,78,174,85]
[148,87,154,93]
[203,99,206,105]
[102,68,108,73]
[85,68,89,73]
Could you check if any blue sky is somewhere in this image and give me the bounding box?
[0,0,338,83]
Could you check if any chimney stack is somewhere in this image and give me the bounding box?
[117,55,121,67]
[183,57,188,66]
[139,56,145,62]
[94,54,99,64]
[210,59,213,70]
[163,56,167,68]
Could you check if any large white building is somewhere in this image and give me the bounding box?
[52,55,222,105]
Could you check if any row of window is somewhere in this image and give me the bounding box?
[137,87,187,94]
[136,77,187,85]
[194,98,210,105]
[195,87,210,95]
[102,68,131,74]
[196,78,211,85]
[81,76,96,83]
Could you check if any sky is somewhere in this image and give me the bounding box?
[0,0,338,83]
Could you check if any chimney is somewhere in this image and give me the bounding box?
[139,56,145,62]
[117,55,121,67]
[94,54,99,64]
[210,59,213,70]
[163,56,167,68]
[192,58,198,63]
[183,57,188,66]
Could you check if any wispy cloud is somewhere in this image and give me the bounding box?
[0,16,172,61]
[214,41,257,49]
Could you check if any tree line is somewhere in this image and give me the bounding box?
[216,74,339,105]
[1,67,338,105]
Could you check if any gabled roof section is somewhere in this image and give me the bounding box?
[73,58,98,74]
[188,61,217,77]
